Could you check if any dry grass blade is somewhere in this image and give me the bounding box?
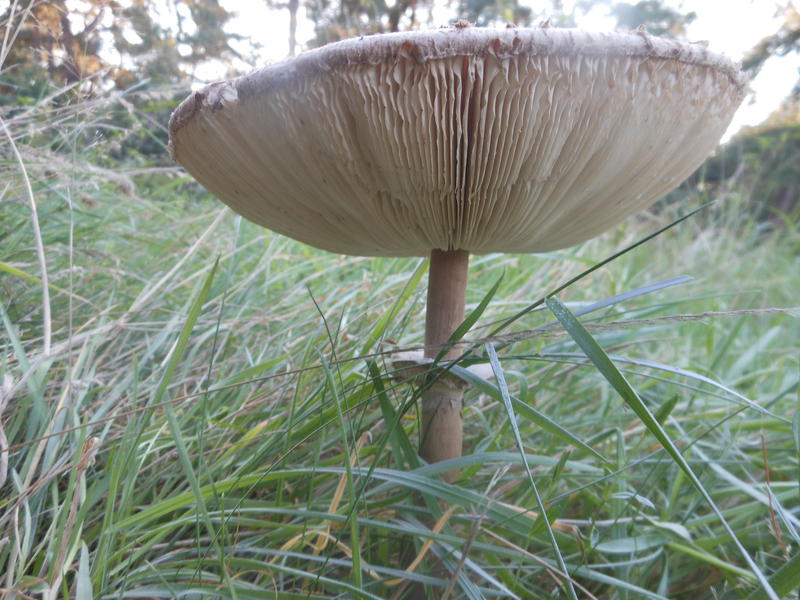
[1,115,51,356]
[44,437,99,600]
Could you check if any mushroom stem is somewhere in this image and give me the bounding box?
[421,248,469,482]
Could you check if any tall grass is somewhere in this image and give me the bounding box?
[1,80,798,599]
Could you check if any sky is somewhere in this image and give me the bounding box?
[219,0,799,139]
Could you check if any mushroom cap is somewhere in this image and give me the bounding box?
[169,27,746,257]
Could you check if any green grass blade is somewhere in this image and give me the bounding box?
[793,405,799,490]
[152,259,218,407]
[653,394,679,425]
[449,364,606,462]
[666,542,756,580]
[110,466,568,535]
[318,354,363,590]
[485,342,579,600]
[76,541,93,600]
[0,259,94,306]
[490,203,712,336]
[536,275,693,331]
[215,356,285,387]
[601,355,785,422]
[360,257,426,354]
[366,360,418,468]
[443,273,503,350]
[545,296,779,600]
[743,552,800,600]
[154,259,237,597]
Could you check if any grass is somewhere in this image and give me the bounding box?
[1,85,799,599]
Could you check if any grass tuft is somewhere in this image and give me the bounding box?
[1,81,798,599]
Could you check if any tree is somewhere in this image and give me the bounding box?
[608,0,695,36]
[456,0,533,27]
[299,0,697,50]
[565,0,693,35]
[742,3,800,94]
[0,0,242,102]
[1,0,106,103]
[303,0,421,48]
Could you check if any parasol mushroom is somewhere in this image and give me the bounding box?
[168,26,746,482]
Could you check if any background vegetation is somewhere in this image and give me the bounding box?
[1,1,799,598]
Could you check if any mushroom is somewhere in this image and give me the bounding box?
[168,26,746,482]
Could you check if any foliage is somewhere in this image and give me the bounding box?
[0,0,241,98]
[694,123,800,226]
[742,4,800,92]
[606,0,695,36]
[455,0,533,28]
[301,0,698,48]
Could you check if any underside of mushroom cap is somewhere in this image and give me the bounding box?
[169,26,746,257]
